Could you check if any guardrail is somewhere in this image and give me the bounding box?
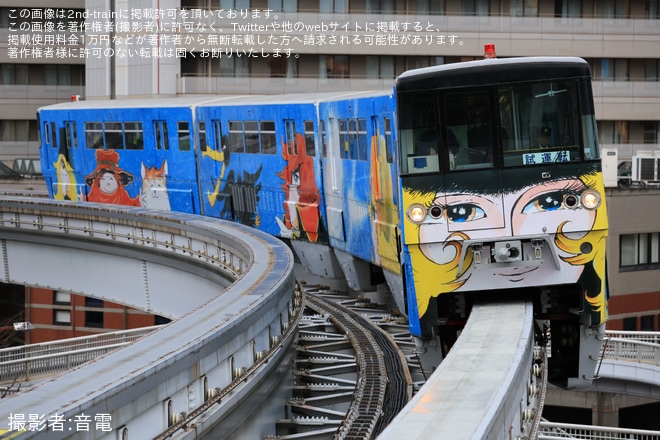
[606,330,660,344]
[538,421,660,439]
[0,197,298,439]
[0,327,160,384]
[603,337,660,364]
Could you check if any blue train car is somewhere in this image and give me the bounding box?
[38,96,234,213]
[38,52,609,389]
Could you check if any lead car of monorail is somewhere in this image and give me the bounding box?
[38,53,608,388]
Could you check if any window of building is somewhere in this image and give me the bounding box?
[268,0,297,12]
[320,55,349,79]
[620,232,660,270]
[220,0,250,9]
[601,0,629,17]
[647,0,660,18]
[640,315,655,331]
[53,291,71,305]
[86,297,103,307]
[320,0,347,13]
[366,0,395,14]
[622,317,637,330]
[600,58,629,81]
[463,0,490,16]
[0,120,38,142]
[643,121,660,144]
[409,0,445,14]
[53,309,71,326]
[644,59,659,81]
[85,310,104,328]
[598,121,628,144]
[366,56,395,79]
[0,64,28,85]
[511,0,538,16]
[218,57,249,77]
[555,0,582,17]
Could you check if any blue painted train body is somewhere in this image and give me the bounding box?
[38,56,609,388]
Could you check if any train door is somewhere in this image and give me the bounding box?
[41,116,84,201]
[195,115,231,219]
[369,109,400,274]
[143,115,199,213]
[321,115,346,243]
[39,118,57,196]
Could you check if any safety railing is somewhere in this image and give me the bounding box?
[0,326,159,363]
[0,327,160,384]
[605,330,660,344]
[538,421,660,439]
[603,331,660,365]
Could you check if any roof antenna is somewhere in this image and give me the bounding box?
[484,43,497,59]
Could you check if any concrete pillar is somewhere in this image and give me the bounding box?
[593,392,619,427]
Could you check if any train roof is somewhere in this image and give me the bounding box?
[37,90,392,113]
[396,56,591,92]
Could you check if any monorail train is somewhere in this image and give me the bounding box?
[37,53,608,388]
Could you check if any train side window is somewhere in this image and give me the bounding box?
[154,121,169,150]
[320,120,327,158]
[104,122,124,149]
[304,120,316,157]
[125,122,144,150]
[339,119,348,159]
[284,120,296,155]
[384,117,393,163]
[348,119,358,160]
[260,121,276,154]
[63,121,77,149]
[212,120,223,152]
[177,121,190,151]
[198,121,207,151]
[357,118,367,161]
[50,122,56,147]
[229,120,245,153]
[42,122,51,147]
[85,122,104,149]
[244,120,259,154]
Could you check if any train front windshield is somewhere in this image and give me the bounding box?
[398,76,599,175]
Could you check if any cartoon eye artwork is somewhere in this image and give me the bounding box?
[521,190,577,214]
[445,203,486,223]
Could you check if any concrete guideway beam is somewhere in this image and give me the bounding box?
[0,197,298,439]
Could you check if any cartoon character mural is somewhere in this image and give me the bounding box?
[141,160,171,211]
[84,149,141,206]
[203,144,262,226]
[368,132,399,274]
[53,154,82,201]
[276,133,323,242]
[403,165,608,331]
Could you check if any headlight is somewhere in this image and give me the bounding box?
[407,204,426,223]
[581,190,601,210]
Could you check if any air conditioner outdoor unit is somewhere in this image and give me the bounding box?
[632,155,660,187]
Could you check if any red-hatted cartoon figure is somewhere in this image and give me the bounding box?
[85,149,141,206]
[276,133,321,242]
